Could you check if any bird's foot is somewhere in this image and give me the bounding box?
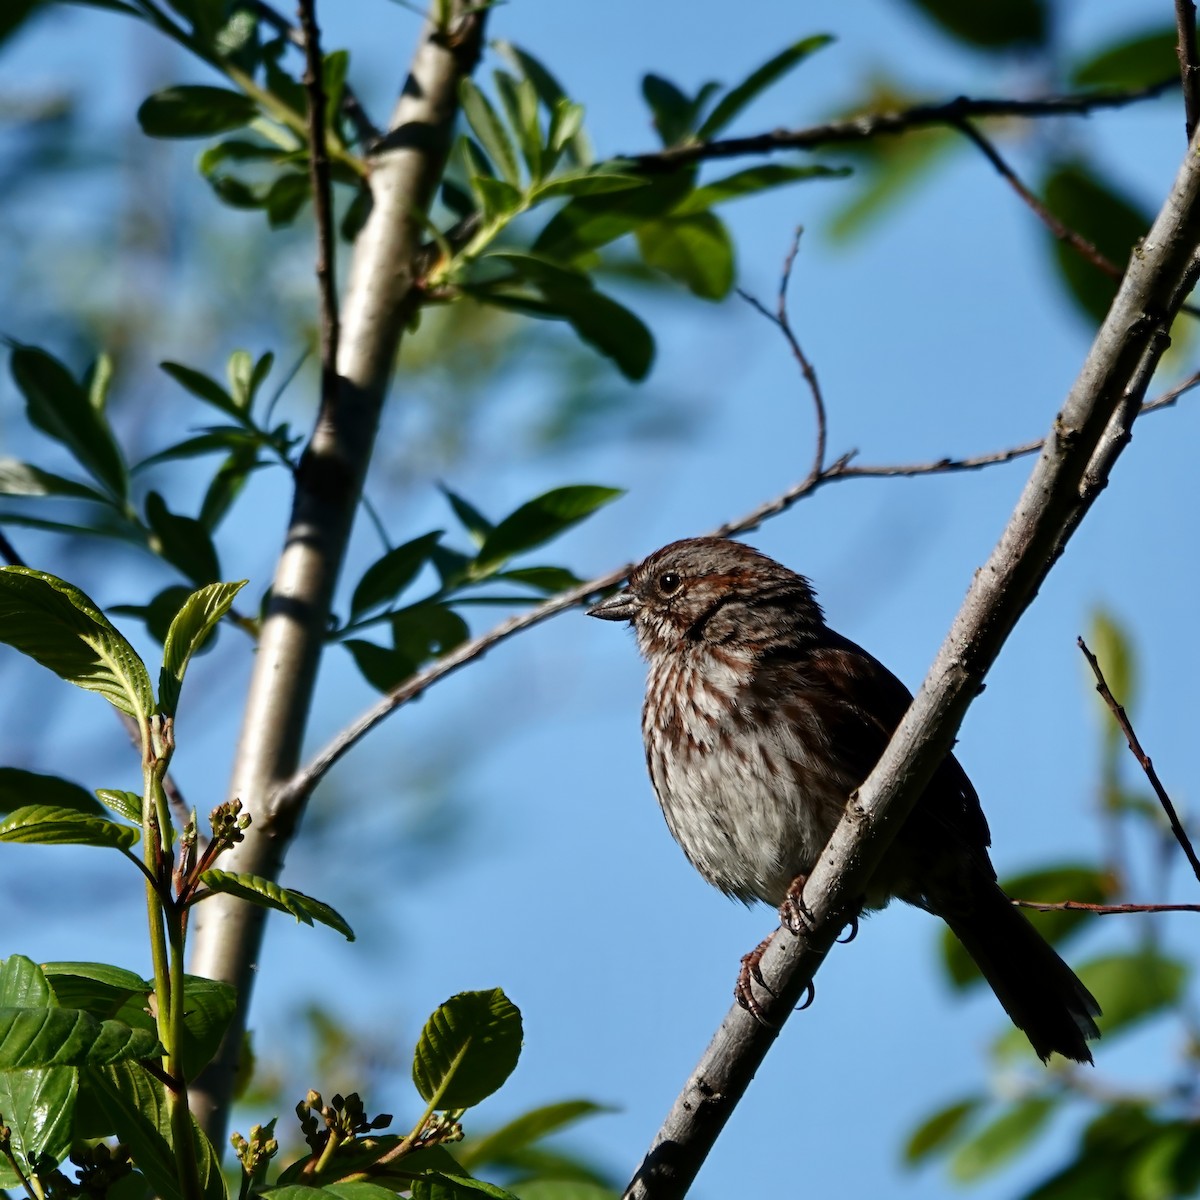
[837,913,860,944]
[779,873,814,936]
[735,934,777,1026]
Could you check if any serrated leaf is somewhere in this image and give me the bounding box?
[350,531,443,619]
[41,962,148,1015]
[160,361,241,418]
[197,869,355,940]
[10,345,128,503]
[460,79,520,186]
[0,805,140,850]
[0,957,50,1011]
[950,1097,1058,1182]
[138,84,258,138]
[175,977,237,1078]
[0,458,109,503]
[145,491,222,586]
[85,1062,227,1200]
[1070,28,1178,90]
[413,988,522,1111]
[635,212,734,299]
[476,486,623,573]
[460,1100,613,1170]
[0,1063,76,1183]
[697,34,833,139]
[676,163,850,215]
[0,567,154,720]
[0,1007,161,1068]
[158,580,247,717]
[904,1097,982,1165]
[0,768,104,816]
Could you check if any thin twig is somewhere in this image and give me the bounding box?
[1177,0,1200,141]
[1078,636,1200,884]
[1014,898,1200,915]
[954,119,1120,281]
[270,371,1200,815]
[253,0,381,144]
[297,0,340,400]
[626,81,1178,172]
[736,227,827,479]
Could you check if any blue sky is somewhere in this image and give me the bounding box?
[2,2,1198,1198]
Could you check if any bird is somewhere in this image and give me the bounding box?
[588,536,1100,1063]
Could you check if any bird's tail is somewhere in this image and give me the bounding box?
[942,882,1100,1064]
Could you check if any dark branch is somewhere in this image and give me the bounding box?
[1177,0,1200,140]
[1015,898,1200,915]
[626,81,1178,172]
[297,0,341,421]
[1078,636,1200,884]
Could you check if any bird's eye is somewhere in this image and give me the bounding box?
[658,571,682,595]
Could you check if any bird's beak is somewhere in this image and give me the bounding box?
[587,588,639,622]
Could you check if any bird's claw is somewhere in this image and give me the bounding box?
[779,873,815,936]
[735,935,778,1027]
[837,914,860,944]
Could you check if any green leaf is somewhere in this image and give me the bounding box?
[111,585,198,647]
[344,639,415,693]
[0,1007,161,1068]
[497,566,583,593]
[509,1185,618,1200]
[0,567,153,720]
[1070,28,1178,89]
[0,768,104,816]
[263,1187,400,1200]
[529,172,647,203]
[1087,609,1137,717]
[41,962,148,1016]
[413,989,522,1111]
[1080,951,1187,1034]
[158,580,247,717]
[197,869,355,940]
[413,1177,520,1200]
[160,361,241,419]
[0,805,139,850]
[85,1063,227,1200]
[475,176,524,221]
[901,0,1048,49]
[494,70,542,180]
[95,789,143,823]
[641,74,702,146]
[635,212,734,299]
[175,977,237,1079]
[460,1100,613,1170]
[138,84,258,138]
[903,1097,982,1165]
[200,444,264,532]
[145,491,222,585]
[476,485,623,573]
[350,531,443,620]
[0,458,110,503]
[676,164,850,215]
[949,1096,1058,1182]
[533,173,694,263]
[941,864,1113,988]
[460,79,520,186]
[10,345,128,503]
[697,35,833,138]
[265,172,312,228]
[492,40,590,167]
[1042,163,1151,324]
[443,487,494,545]
[390,604,470,666]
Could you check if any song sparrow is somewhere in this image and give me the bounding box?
[588,536,1100,1063]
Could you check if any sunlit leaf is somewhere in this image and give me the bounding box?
[0,1007,160,1068]
[412,989,523,1110]
[0,768,104,816]
[159,580,247,717]
[635,212,734,299]
[0,805,139,850]
[197,869,355,940]
[460,79,520,186]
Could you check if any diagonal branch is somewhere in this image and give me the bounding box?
[1177,0,1200,141]
[1078,636,1200,884]
[621,123,1200,1200]
[626,81,1178,172]
[268,370,1200,818]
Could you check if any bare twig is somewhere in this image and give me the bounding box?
[736,227,827,478]
[1078,636,1200,884]
[297,0,340,410]
[621,120,1200,1200]
[1177,0,1200,141]
[253,0,381,144]
[269,370,1200,817]
[953,119,1121,281]
[1014,898,1200,915]
[626,81,1178,172]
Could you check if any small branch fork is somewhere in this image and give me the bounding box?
[1078,636,1200,884]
